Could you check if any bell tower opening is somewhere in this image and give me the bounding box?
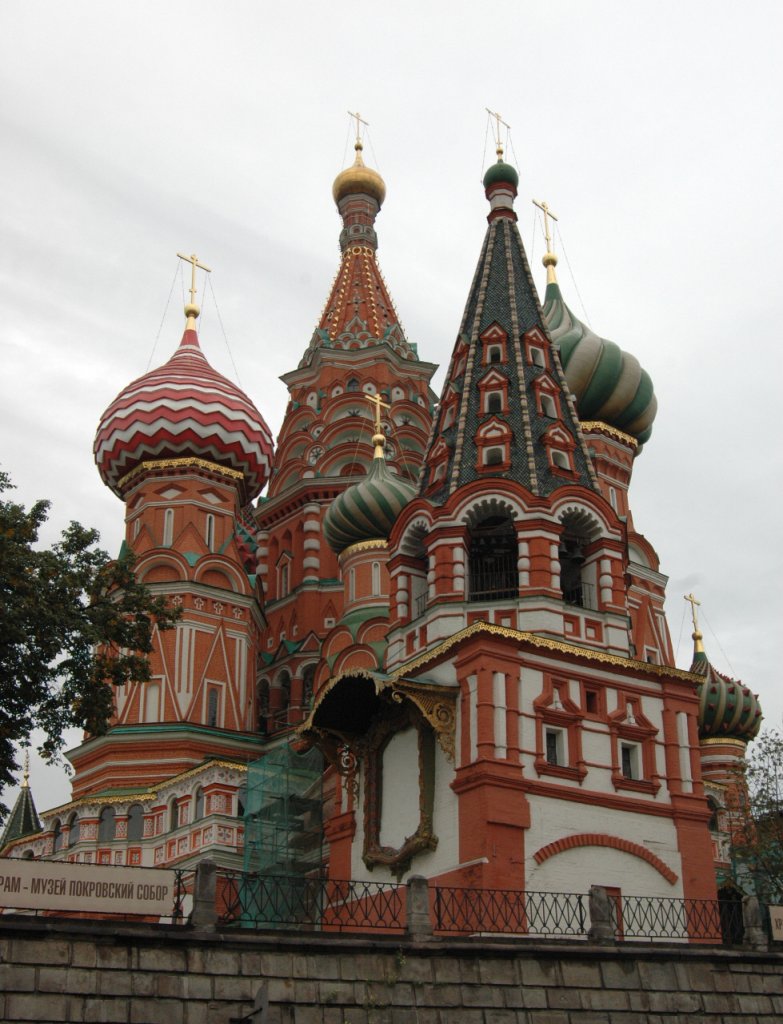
[558,511,598,610]
[468,515,517,601]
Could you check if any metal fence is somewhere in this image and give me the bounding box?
[216,871,406,933]
[211,871,753,946]
[611,893,743,943]
[433,886,586,937]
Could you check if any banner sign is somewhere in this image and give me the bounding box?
[770,905,783,942]
[0,859,176,916]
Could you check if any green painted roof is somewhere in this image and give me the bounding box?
[483,159,519,189]
[693,650,762,741]
[324,454,415,553]
[0,783,42,847]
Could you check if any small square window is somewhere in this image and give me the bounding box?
[530,347,545,367]
[489,346,502,364]
[485,447,504,466]
[585,689,598,714]
[552,450,570,470]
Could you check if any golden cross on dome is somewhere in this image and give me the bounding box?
[176,252,211,306]
[22,748,30,789]
[348,110,370,146]
[684,592,701,632]
[486,108,511,159]
[533,199,559,253]
[365,392,390,435]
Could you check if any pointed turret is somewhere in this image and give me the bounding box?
[419,150,598,503]
[298,137,417,368]
[0,753,42,849]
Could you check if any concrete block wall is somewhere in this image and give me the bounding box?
[1,917,782,1023]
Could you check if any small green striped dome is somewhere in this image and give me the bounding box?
[543,282,657,445]
[324,454,415,554]
[693,651,762,741]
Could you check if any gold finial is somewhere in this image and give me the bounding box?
[533,199,559,284]
[365,392,391,459]
[486,108,510,161]
[177,252,212,329]
[684,592,705,653]
[22,748,30,789]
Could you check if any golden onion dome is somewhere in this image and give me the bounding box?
[332,141,386,206]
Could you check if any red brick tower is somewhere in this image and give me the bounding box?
[255,134,436,734]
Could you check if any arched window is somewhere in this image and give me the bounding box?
[277,671,291,726]
[67,813,80,846]
[487,392,502,414]
[371,561,381,596]
[205,513,215,552]
[707,796,721,832]
[347,378,359,392]
[558,513,597,610]
[541,394,557,418]
[145,682,160,723]
[237,783,247,819]
[468,516,517,601]
[194,788,205,821]
[127,804,144,842]
[52,819,63,852]
[348,567,356,602]
[207,688,219,728]
[22,849,34,859]
[484,446,504,467]
[98,806,116,843]
[301,664,316,709]
[163,508,174,547]
[169,798,179,832]
[257,679,270,728]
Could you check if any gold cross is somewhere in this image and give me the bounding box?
[533,199,559,253]
[348,110,370,145]
[365,392,391,434]
[486,108,511,158]
[176,252,211,305]
[684,592,701,633]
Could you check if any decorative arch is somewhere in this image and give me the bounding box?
[533,832,678,884]
[193,558,246,594]
[136,551,188,584]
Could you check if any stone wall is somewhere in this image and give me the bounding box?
[1,916,782,1024]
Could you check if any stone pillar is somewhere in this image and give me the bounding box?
[587,884,615,944]
[406,875,433,941]
[191,859,218,931]
[743,895,768,951]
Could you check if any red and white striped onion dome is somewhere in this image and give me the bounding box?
[94,324,273,501]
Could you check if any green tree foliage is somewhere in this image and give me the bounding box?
[733,727,783,899]
[0,471,179,820]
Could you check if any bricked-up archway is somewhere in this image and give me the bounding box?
[533,832,679,884]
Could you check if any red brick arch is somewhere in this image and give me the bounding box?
[533,833,678,885]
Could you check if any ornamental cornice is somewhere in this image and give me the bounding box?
[390,620,702,684]
[579,421,639,449]
[340,538,388,558]
[41,760,250,819]
[700,737,748,749]
[118,457,244,491]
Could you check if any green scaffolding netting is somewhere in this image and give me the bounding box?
[242,743,324,877]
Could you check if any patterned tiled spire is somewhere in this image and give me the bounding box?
[419,156,598,503]
[298,142,418,368]
[0,752,42,848]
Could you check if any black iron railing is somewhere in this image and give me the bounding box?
[216,871,405,933]
[563,581,596,610]
[172,868,194,921]
[611,893,743,944]
[468,559,518,602]
[433,886,586,937]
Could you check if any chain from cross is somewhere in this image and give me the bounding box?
[176,252,211,306]
[365,392,390,434]
[684,592,701,632]
[533,199,559,252]
[347,110,370,145]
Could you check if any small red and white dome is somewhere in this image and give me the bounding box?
[94,304,273,501]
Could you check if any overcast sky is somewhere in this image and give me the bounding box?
[1,2,781,816]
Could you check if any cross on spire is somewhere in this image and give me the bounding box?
[365,392,390,435]
[486,108,511,159]
[533,199,559,253]
[177,252,211,307]
[684,592,701,632]
[348,110,370,146]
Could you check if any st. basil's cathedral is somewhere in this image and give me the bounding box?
[1,127,763,909]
